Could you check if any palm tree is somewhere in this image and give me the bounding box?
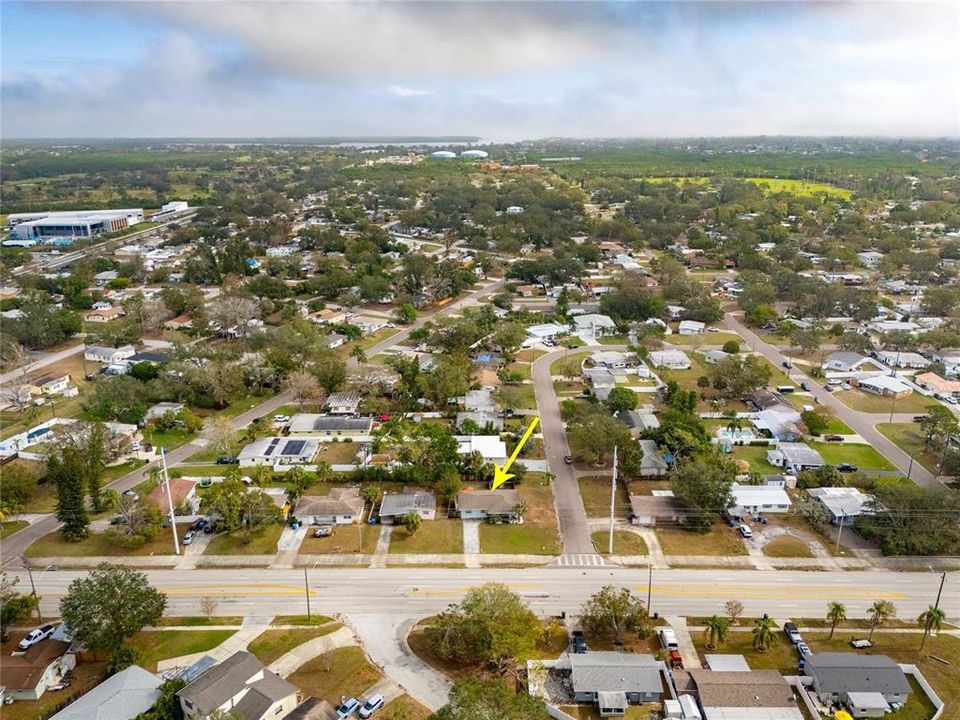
[918,605,946,651]
[351,346,367,364]
[868,600,896,641]
[703,616,730,651]
[826,602,847,640]
[363,484,383,509]
[752,616,777,653]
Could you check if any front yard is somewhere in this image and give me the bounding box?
[204,523,283,555]
[129,628,237,671]
[578,476,629,518]
[876,423,943,474]
[761,535,814,558]
[655,525,748,556]
[809,441,896,471]
[25,524,190,558]
[299,523,380,554]
[833,389,936,414]
[592,530,648,555]
[287,646,383,707]
[388,519,464,554]
[479,479,561,555]
[247,622,343,665]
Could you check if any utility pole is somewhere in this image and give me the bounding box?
[921,571,947,651]
[835,510,845,554]
[646,564,653,612]
[161,448,180,556]
[22,559,43,624]
[608,446,617,555]
[303,567,312,620]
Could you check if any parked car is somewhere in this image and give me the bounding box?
[782,361,792,369]
[563,455,573,464]
[314,525,333,538]
[336,698,360,719]
[359,694,385,719]
[825,385,835,393]
[783,622,802,645]
[216,456,238,465]
[18,624,57,650]
[738,524,753,539]
[840,382,852,390]
[850,638,873,649]
[121,489,139,501]
[800,382,809,391]
[668,650,684,669]
[273,414,290,423]
[203,523,216,534]
[824,435,844,442]
[190,518,208,531]
[913,415,926,423]
[796,641,812,657]
[570,629,588,653]
[183,531,196,545]
[836,463,858,473]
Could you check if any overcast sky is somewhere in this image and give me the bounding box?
[2,1,958,139]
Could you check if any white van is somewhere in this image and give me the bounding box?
[739,524,753,539]
[659,628,679,651]
[359,693,385,719]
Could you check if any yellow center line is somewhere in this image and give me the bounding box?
[634,585,904,600]
[162,584,318,597]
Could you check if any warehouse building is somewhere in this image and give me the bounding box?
[10,209,144,240]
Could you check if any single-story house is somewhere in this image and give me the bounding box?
[767,443,825,474]
[825,352,874,373]
[915,372,960,397]
[751,389,793,411]
[591,351,635,370]
[677,320,705,335]
[868,320,921,334]
[852,375,913,398]
[728,482,792,516]
[164,313,194,331]
[321,334,345,350]
[567,652,663,709]
[456,489,522,521]
[808,487,876,525]
[378,491,437,523]
[86,306,126,323]
[573,313,618,337]
[455,435,508,464]
[873,350,929,369]
[238,437,321,467]
[616,410,659,437]
[464,388,496,412]
[703,349,731,365]
[23,373,71,396]
[145,402,185,421]
[178,650,300,720]
[753,407,803,442]
[310,308,346,325]
[688,669,804,720]
[352,316,387,334]
[629,494,684,526]
[584,367,618,401]
[803,653,911,714]
[0,639,74,701]
[325,391,362,414]
[456,411,503,432]
[931,349,960,376]
[93,270,119,285]
[148,477,197,515]
[49,665,162,720]
[294,487,364,525]
[84,344,136,365]
[525,322,567,345]
[638,439,669,477]
[648,350,691,370]
[287,414,373,437]
[128,351,169,365]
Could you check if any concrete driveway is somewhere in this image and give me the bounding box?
[462,520,481,554]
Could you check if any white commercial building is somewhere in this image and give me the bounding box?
[10,209,144,240]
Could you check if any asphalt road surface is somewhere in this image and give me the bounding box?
[9,566,954,622]
[724,312,941,488]
[532,349,596,555]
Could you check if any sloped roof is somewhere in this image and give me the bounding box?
[1,640,71,691]
[689,669,796,708]
[568,652,662,695]
[379,491,436,517]
[804,653,910,696]
[295,487,363,517]
[177,651,297,715]
[456,489,521,514]
[50,665,162,720]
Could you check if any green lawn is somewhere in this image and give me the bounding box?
[692,630,797,673]
[154,616,243,626]
[272,614,335,625]
[381,695,432,720]
[287,646,383,706]
[389,519,463,554]
[142,427,198,453]
[744,177,853,200]
[823,417,854,434]
[247,623,343,666]
[129,628,237,671]
[25,524,190,557]
[592,530,648,555]
[668,332,742,346]
[655,525,748,556]
[315,441,362,465]
[833,390,935,414]
[219,392,275,418]
[549,351,590,377]
[730,444,778,472]
[578,477,629,518]
[101,458,148,482]
[299,524,380,554]
[479,481,561,555]
[504,363,532,381]
[809,442,896,470]
[761,535,814,558]
[876,423,943,474]
[203,524,283,555]
[0,520,28,539]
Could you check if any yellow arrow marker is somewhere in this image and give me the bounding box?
[492,416,540,490]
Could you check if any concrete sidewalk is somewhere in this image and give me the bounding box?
[156,615,275,672]
[268,625,358,677]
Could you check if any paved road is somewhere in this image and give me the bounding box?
[8,566,954,622]
[532,349,594,554]
[724,312,941,488]
[0,389,295,566]
[0,343,85,386]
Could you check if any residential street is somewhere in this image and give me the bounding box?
[8,566,953,623]
[0,342,85,386]
[531,349,595,555]
[724,312,941,488]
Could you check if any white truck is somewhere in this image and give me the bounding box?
[659,627,680,651]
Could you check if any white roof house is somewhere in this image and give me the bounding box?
[526,322,566,343]
[728,483,792,515]
[766,442,825,474]
[325,391,362,414]
[238,436,320,466]
[455,435,508,463]
[824,352,876,373]
[808,487,876,525]
[648,350,691,369]
[868,320,921,334]
[873,350,929,369]
[677,320,705,335]
[84,344,136,364]
[49,665,162,720]
[854,375,913,397]
[572,313,617,337]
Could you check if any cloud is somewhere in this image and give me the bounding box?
[388,85,434,98]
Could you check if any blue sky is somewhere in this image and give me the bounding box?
[2,1,958,138]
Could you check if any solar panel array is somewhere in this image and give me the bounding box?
[263,437,282,456]
[283,439,306,456]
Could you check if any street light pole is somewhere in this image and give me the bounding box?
[608,446,617,555]
[21,559,43,624]
[646,564,653,611]
[303,567,312,620]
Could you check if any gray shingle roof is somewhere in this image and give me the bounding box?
[379,491,436,518]
[805,653,910,696]
[689,669,795,708]
[456,489,521,514]
[568,652,662,695]
[177,651,297,715]
[50,665,162,720]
